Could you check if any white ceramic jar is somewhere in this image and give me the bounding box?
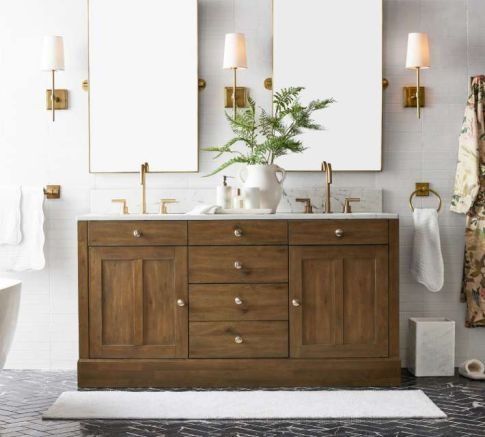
[240,164,286,213]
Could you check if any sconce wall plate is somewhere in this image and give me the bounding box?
[403,86,426,108]
[46,89,68,110]
[224,87,248,108]
[264,77,273,90]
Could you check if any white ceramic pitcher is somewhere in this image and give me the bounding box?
[240,164,286,213]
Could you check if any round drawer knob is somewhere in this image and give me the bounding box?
[133,229,142,238]
[234,297,243,305]
[292,299,301,307]
[176,299,186,307]
[234,261,243,270]
[234,228,243,237]
[234,336,243,344]
[334,228,344,238]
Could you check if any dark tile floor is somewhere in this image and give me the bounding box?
[0,369,484,436]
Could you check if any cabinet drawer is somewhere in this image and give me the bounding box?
[189,321,288,358]
[289,220,388,245]
[189,246,288,283]
[188,220,287,245]
[88,221,187,246]
[189,284,288,321]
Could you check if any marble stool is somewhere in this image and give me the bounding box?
[408,317,455,377]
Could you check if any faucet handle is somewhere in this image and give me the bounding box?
[159,198,177,214]
[112,198,129,215]
[296,198,313,214]
[342,197,360,213]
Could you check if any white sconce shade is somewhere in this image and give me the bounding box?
[223,33,247,69]
[405,33,430,69]
[41,36,65,71]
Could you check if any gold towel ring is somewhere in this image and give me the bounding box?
[409,187,442,212]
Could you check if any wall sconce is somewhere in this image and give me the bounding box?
[404,32,430,119]
[41,36,67,122]
[223,33,248,116]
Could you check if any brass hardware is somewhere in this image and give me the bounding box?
[342,197,361,213]
[112,199,129,214]
[234,297,243,305]
[133,229,142,238]
[159,198,177,214]
[224,86,248,109]
[234,227,243,237]
[176,299,186,307]
[46,89,68,110]
[82,80,89,91]
[264,77,273,90]
[403,86,426,109]
[234,335,243,344]
[382,78,389,89]
[198,79,206,90]
[234,261,243,270]
[321,161,333,213]
[140,162,149,214]
[43,185,61,199]
[292,299,301,307]
[335,228,344,238]
[296,198,313,214]
[409,182,442,212]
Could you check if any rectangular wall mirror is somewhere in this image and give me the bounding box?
[273,0,382,171]
[88,0,198,173]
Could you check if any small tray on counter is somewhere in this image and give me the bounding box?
[216,208,273,214]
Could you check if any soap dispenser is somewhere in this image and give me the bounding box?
[216,175,233,209]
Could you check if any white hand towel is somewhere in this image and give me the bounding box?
[0,187,45,272]
[410,208,444,292]
[186,205,221,215]
[0,186,22,245]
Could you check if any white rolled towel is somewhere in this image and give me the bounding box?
[459,359,485,380]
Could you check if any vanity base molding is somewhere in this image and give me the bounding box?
[78,218,400,388]
[78,358,401,388]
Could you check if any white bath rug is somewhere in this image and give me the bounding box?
[43,390,446,420]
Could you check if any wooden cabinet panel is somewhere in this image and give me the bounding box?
[189,321,288,358]
[89,246,188,358]
[189,284,288,321]
[188,220,288,245]
[189,246,288,283]
[289,220,388,245]
[88,221,187,246]
[290,246,388,358]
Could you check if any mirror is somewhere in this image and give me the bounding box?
[88,0,198,173]
[273,0,382,171]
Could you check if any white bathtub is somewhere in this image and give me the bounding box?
[0,279,21,369]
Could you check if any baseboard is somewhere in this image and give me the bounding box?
[78,357,401,388]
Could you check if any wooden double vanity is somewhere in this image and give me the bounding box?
[77,214,400,387]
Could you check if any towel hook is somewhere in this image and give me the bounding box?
[43,185,61,199]
[409,182,441,212]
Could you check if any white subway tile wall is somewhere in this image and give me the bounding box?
[0,0,482,369]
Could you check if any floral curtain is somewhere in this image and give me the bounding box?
[451,76,485,327]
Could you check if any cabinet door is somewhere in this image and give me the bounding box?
[290,246,388,358]
[89,246,187,358]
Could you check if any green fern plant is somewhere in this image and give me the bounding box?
[204,87,334,175]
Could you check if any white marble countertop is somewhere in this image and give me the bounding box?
[78,212,398,221]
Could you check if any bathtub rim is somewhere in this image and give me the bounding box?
[0,278,22,290]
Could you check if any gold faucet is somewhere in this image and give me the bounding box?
[322,161,333,213]
[140,162,149,214]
